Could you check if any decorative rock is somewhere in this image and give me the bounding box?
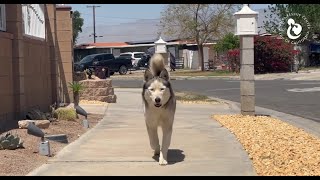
[35,120,51,129]
[26,109,47,120]
[80,87,114,97]
[18,120,50,129]
[79,79,116,103]
[80,79,112,88]
[18,121,29,129]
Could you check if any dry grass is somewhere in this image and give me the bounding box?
[54,108,77,121]
[213,114,320,176]
[0,114,104,176]
[175,91,219,104]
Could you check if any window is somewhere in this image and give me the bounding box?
[103,54,114,60]
[80,55,95,63]
[0,4,5,31]
[95,55,104,61]
[119,54,132,58]
[22,4,45,39]
[134,53,145,58]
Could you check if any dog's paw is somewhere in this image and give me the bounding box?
[159,157,168,166]
[154,149,160,156]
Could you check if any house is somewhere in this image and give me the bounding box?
[0,4,73,132]
[74,38,218,69]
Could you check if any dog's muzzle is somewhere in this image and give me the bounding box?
[154,97,162,107]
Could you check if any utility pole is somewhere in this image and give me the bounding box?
[87,5,100,43]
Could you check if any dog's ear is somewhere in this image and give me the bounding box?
[144,69,153,82]
[159,69,169,81]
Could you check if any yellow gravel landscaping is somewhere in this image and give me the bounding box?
[212,114,320,176]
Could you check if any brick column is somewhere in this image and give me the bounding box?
[45,4,58,104]
[56,5,73,103]
[6,4,26,119]
[240,36,255,116]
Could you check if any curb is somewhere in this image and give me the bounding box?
[111,76,239,80]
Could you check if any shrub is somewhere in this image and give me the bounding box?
[227,49,240,73]
[254,36,295,74]
[53,108,77,121]
[215,32,240,53]
[227,35,297,74]
[0,132,23,150]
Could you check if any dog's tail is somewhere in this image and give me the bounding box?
[150,53,166,77]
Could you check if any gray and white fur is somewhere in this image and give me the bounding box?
[142,53,176,165]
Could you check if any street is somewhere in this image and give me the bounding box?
[112,79,320,122]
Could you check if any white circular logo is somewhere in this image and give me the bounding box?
[279,13,311,45]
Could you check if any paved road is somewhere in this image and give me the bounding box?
[112,79,320,122]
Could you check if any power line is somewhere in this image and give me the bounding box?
[86,5,101,43]
[80,13,160,20]
[77,33,156,39]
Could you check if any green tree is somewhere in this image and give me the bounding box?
[159,4,239,71]
[72,10,84,46]
[214,32,240,53]
[263,4,320,43]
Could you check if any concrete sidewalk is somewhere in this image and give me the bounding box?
[27,88,256,176]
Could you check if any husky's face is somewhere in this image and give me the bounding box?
[143,69,171,108]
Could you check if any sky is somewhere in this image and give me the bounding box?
[68,4,270,44]
[69,4,167,27]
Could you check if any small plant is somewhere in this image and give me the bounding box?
[68,81,85,93]
[68,81,85,106]
[0,132,24,150]
[53,107,77,121]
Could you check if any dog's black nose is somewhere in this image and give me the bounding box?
[155,97,161,103]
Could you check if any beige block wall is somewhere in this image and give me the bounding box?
[55,6,73,103]
[0,4,73,132]
[0,32,14,117]
[23,37,52,111]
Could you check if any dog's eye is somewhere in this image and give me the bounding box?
[149,88,154,91]
[160,88,165,91]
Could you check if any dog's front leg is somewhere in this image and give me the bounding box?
[159,124,173,166]
[146,124,160,156]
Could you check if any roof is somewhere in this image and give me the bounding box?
[75,42,129,49]
[234,5,259,15]
[120,52,146,54]
[90,42,129,47]
[155,37,167,44]
[125,38,180,45]
[74,39,217,49]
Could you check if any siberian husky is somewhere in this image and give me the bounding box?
[142,53,176,165]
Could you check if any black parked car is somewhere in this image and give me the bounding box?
[74,53,133,75]
[74,54,96,72]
